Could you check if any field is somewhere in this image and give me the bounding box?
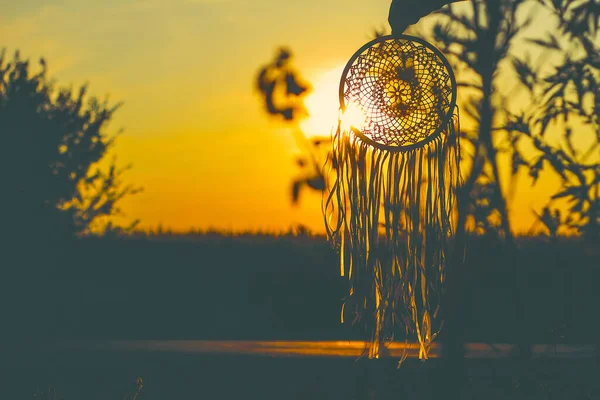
[3,233,597,343]
[1,233,597,398]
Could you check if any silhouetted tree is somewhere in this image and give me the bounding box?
[501,0,600,364]
[431,0,600,392]
[0,49,140,245]
[255,0,598,384]
[506,0,600,242]
[255,48,328,204]
[425,2,536,397]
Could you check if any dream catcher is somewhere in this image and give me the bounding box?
[324,35,460,360]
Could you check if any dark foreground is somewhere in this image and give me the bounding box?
[3,234,598,344]
[2,234,598,398]
[2,341,597,399]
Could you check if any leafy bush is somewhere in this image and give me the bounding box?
[0,49,140,241]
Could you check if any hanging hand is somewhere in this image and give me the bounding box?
[388,0,468,36]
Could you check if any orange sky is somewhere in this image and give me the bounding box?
[0,0,585,234]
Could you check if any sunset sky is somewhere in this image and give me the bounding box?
[0,0,578,233]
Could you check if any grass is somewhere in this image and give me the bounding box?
[1,231,597,398]
[2,232,597,343]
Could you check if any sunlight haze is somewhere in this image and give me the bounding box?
[0,0,574,233]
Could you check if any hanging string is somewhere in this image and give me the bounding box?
[323,112,460,360]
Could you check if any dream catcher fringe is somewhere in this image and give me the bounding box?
[324,35,460,360]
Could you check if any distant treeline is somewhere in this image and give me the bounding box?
[2,233,597,344]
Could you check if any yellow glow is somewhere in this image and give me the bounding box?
[62,340,594,359]
[0,0,573,235]
[301,64,346,137]
[341,101,368,132]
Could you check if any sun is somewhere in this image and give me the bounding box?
[300,63,347,138]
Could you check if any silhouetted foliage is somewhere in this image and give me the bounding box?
[290,137,329,204]
[426,2,537,382]
[256,47,309,122]
[429,0,600,375]
[431,0,529,243]
[255,48,329,204]
[464,174,503,237]
[250,2,600,364]
[505,0,600,241]
[0,49,140,241]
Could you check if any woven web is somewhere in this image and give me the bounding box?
[342,38,453,149]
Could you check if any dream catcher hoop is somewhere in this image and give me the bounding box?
[324,35,460,360]
[340,34,456,151]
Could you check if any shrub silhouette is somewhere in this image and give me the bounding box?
[255,48,328,204]
[505,0,600,242]
[0,49,140,243]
